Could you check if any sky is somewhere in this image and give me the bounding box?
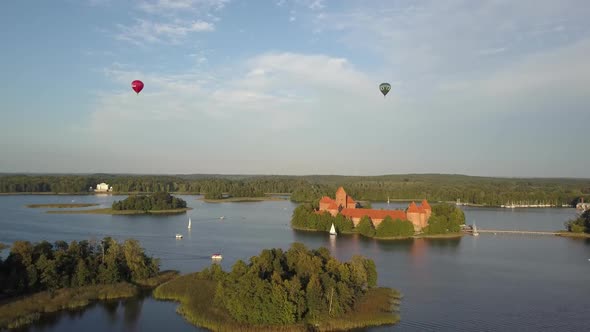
[0,0,589,177]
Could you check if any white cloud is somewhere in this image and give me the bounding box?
[90,52,392,141]
[138,0,229,13]
[477,47,506,56]
[116,19,214,44]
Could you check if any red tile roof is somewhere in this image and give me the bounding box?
[340,208,407,220]
[347,197,356,204]
[336,187,346,195]
[328,202,338,210]
[421,199,431,210]
[407,201,420,213]
[320,196,335,204]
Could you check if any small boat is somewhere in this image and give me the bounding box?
[175,234,183,239]
[219,216,225,220]
[329,223,337,236]
[188,217,191,229]
[211,253,223,260]
[472,223,479,236]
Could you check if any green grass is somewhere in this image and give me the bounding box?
[26,203,99,208]
[153,273,400,331]
[0,271,178,329]
[134,270,179,288]
[46,207,192,215]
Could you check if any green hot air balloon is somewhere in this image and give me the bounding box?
[379,83,391,97]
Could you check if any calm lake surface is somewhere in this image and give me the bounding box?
[1,195,588,331]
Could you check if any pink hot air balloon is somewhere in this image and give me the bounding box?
[131,80,144,94]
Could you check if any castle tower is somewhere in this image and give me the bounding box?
[335,187,347,210]
[406,201,422,231]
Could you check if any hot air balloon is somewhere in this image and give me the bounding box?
[379,83,391,97]
[131,80,144,94]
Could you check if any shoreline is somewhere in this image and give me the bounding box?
[46,207,192,215]
[26,203,99,208]
[0,271,178,329]
[291,226,462,240]
[199,196,287,203]
[555,231,590,238]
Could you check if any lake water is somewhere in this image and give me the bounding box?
[1,195,588,331]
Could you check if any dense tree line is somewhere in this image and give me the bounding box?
[0,238,159,297]
[111,192,187,211]
[202,243,377,325]
[1,174,589,206]
[565,210,590,233]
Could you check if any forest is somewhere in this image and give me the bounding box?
[154,242,398,330]
[1,173,589,206]
[111,192,187,211]
[291,203,464,237]
[0,237,160,297]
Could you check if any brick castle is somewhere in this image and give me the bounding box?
[318,187,431,231]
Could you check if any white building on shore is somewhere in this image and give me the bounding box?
[94,183,113,192]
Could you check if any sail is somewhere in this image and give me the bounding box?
[329,223,337,235]
[188,217,191,229]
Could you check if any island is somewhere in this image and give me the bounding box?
[0,238,176,329]
[46,192,191,215]
[153,243,400,331]
[291,187,464,239]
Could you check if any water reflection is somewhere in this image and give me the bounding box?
[15,292,148,332]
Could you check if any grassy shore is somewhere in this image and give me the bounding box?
[153,272,400,331]
[555,231,590,238]
[46,207,192,215]
[200,196,287,203]
[26,203,99,208]
[0,271,178,330]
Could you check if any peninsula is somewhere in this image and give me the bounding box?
[153,243,400,331]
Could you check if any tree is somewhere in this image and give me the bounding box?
[36,254,58,291]
[73,259,90,287]
[357,216,376,237]
[565,210,590,233]
[123,239,150,281]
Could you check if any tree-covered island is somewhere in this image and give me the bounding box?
[292,202,465,239]
[0,238,177,329]
[154,243,401,331]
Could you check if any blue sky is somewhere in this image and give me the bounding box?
[1,0,589,177]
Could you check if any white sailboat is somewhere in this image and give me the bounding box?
[387,196,390,205]
[472,222,479,236]
[188,217,192,229]
[219,216,225,220]
[175,234,183,239]
[329,223,337,236]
